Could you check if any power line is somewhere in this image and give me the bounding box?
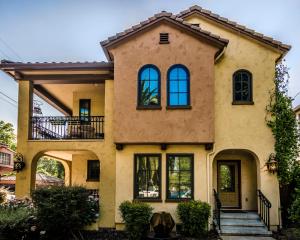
[0,95,17,108]
[0,91,17,104]
[0,36,23,61]
[0,48,11,60]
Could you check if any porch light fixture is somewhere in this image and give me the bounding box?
[13,152,25,172]
[266,153,278,174]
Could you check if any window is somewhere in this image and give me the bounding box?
[138,65,160,108]
[167,65,190,107]
[134,154,161,200]
[0,152,11,165]
[79,99,91,122]
[87,160,100,181]
[233,70,253,104]
[166,154,194,200]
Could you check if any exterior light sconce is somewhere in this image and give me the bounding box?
[13,152,25,172]
[266,153,278,174]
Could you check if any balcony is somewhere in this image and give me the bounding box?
[30,116,104,140]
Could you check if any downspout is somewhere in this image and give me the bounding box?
[215,46,227,63]
[206,144,215,230]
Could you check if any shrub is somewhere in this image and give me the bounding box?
[0,198,37,240]
[119,200,153,240]
[289,188,300,223]
[32,186,99,239]
[0,187,8,204]
[177,200,211,237]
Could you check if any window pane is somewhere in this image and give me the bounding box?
[180,184,192,199]
[178,93,188,105]
[180,157,192,170]
[180,171,192,184]
[220,165,235,192]
[169,156,180,171]
[141,69,150,80]
[235,80,241,91]
[169,93,178,105]
[170,81,178,93]
[169,69,177,80]
[178,80,187,92]
[135,155,160,199]
[235,92,242,101]
[149,81,158,92]
[178,68,187,80]
[149,68,158,80]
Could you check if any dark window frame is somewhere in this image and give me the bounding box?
[87,160,100,182]
[134,154,162,202]
[167,64,191,108]
[79,99,91,124]
[232,69,253,105]
[137,64,161,109]
[0,152,11,165]
[166,153,194,202]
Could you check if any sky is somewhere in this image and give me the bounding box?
[0,0,299,130]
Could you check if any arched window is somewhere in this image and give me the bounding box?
[138,65,160,107]
[167,64,190,106]
[233,70,253,103]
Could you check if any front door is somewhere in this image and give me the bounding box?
[217,161,241,208]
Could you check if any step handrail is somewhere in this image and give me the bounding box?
[257,189,272,230]
[213,189,222,230]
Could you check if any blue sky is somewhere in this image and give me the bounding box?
[0,0,299,130]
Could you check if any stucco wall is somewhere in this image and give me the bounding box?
[111,22,219,144]
[115,144,207,225]
[184,14,281,228]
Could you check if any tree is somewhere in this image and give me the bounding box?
[0,120,16,151]
[36,157,65,179]
[266,62,300,226]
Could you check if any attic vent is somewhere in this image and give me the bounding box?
[159,33,169,44]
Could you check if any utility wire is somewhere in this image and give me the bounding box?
[0,95,17,108]
[0,36,23,61]
[0,91,17,104]
[0,48,12,60]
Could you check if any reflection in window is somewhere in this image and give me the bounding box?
[167,154,193,200]
[134,154,161,199]
[233,70,252,102]
[79,99,91,123]
[87,160,100,181]
[138,65,160,107]
[219,164,235,192]
[167,65,190,106]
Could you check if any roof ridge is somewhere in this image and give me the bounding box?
[100,10,229,60]
[177,5,291,52]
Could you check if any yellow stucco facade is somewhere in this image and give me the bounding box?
[6,6,291,232]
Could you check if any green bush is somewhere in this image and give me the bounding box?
[177,200,211,237]
[32,186,99,239]
[0,199,37,240]
[0,187,7,204]
[119,200,153,240]
[289,188,300,223]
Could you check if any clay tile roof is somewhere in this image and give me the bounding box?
[177,5,291,53]
[100,11,229,60]
[0,60,114,71]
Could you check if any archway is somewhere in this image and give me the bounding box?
[213,149,259,210]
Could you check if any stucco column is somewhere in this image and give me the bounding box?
[15,80,33,198]
[99,79,116,227]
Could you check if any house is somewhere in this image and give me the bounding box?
[0,5,291,235]
[0,143,14,176]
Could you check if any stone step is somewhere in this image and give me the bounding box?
[221,212,260,220]
[220,226,272,236]
[221,218,265,227]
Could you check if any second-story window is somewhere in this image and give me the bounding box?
[233,70,253,104]
[138,65,160,108]
[79,99,91,123]
[0,152,11,165]
[167,64,190,107]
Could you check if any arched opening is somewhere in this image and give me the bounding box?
[213,149,259,210]
[30,150,100,196]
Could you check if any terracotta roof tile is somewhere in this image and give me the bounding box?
[100,11,229,60]
[177,5,291,53]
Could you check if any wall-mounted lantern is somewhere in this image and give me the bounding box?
[266,153,278,174]
[13,153,25,172]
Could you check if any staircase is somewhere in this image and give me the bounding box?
[217,211,272,237]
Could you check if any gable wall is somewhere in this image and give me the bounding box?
[110,23,219,143]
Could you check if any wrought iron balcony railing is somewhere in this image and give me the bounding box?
[30,116,104,140]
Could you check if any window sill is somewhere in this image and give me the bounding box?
[133,198,162,203]
[232,101,254,105]
[136,106,162,110]
[166,105,192,110]
[86,179,100,182]
[165,198,193,203]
